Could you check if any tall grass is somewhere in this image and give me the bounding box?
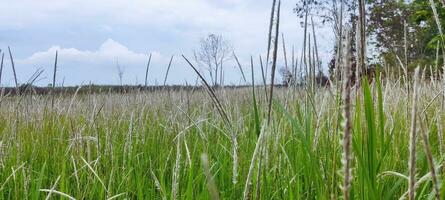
[0,75,443,199]
[0,1,444,199]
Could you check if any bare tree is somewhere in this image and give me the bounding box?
[197,34,232,86]
[279,67,293,86]
[115,58,124,86]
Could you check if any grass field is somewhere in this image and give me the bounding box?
[0,74,444,199]
[1,0,445,199]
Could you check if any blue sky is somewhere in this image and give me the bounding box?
[0,0,334,86]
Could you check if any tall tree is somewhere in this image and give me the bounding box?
[295,0,359,81]
[368,0,445,72]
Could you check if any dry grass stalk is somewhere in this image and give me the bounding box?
[308,34,313,88]
[259,55,268,101]
[281,33,289,71]
[404,21,408,71]
[298,45,304,82]
[233,52,247,82]
[182,55,231,127]
[435,41,440,80]
[0,52,4,86]
[8,47,19,95]
[303,10,309,83]
[408,67,420,200]
[291,45,297,86]
[267,0,281,125]
[265,0,278,77]
[51,51,58,109]
[145,53,152,87]
[182,55,238,184]
[163,55,174,87]
[358,0,366,76]
[419,119,441,200]
[437,114,444,156]
[311,17,321,75]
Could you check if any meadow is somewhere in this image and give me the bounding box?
[0,73,444,199]
[1,0,445,199]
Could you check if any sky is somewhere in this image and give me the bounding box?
[0,0,335,86]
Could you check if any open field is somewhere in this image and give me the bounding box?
[0,77,444,199]
[3,0,445,199]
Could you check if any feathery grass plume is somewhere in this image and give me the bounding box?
[163,55,174,87]
[0,52,4,86]
[8,47,19,95]
[233,52,247,82]
[51,51,58,109]
[408,67,420,200]
[267,0,280,125]
[334,0,345,84]
[243,123,267,200]
[172,131,182,200]
[145,53,152,87]
[419,119,441,200]
[340,26,353,200]
[201,154,220,200]
[230,125,239,185]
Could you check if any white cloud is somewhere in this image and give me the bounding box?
[19,38,163,66]
[11,39,172,86]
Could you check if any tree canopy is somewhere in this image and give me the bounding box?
[295,0,445,76]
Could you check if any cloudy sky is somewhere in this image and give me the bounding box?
[0,0,335,86]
